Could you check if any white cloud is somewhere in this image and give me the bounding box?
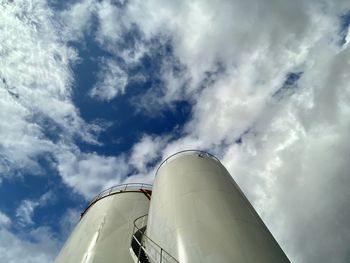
[0,203,80,263]
[94,0,125,47]
[120,41,148,65]
[89,58,128,100]
[16,191,55,226]
[0,205,84,263]
[0,227,59,263]
[54,134,168,199]
[55,147,129,198]
[129,135,168,173]
[124,0,321,93]
[60,0,97,41]
[0,87,54,175]
[0,211,11,228]
[0,0,101,179]
[345,26,350,47]
[16,200,39,226]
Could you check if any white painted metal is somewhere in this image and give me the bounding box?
[54,185,150,263]
[146,151,290,263]
[131,214,179,263]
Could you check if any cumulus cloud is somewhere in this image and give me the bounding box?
[129,135,168,173]
[55,147,129,198]
[124,0,315,95]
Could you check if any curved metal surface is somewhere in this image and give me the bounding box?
[148,153,290,263]
[156,150,220,175]
[131,214,179,263]
[82,183,153,218]
[55,187,151,263]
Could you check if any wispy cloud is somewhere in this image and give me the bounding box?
[89,58,128,100]
[0,0,99,179]
[16,191,55,226]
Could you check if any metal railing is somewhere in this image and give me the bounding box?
[131,214,179,263]
[81,183,153,218]
[89,183,152,206]
[156,150,220,174]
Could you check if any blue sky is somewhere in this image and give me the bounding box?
[0,0,350,262]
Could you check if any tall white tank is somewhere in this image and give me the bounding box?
[54,184,151,263]
[146,151,290,263]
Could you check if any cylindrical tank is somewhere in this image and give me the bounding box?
[146,151,290,263]
[55,184,151,263]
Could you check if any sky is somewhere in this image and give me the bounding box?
[0,0,350,262]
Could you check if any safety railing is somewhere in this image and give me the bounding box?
[89,183,152,206]
[81,183,153,218]
[131,214,179,263]
[156,150,220,174]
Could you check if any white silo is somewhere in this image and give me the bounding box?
[145,151,290,263]
[54,184,152,263]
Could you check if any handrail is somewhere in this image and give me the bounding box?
[131,214,179,263]
[89,183,153,206]
[156,150,220,175]
[81,183,153,218]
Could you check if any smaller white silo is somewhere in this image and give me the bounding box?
[54,183,152,263]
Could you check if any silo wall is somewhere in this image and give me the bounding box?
[146,152,290,263]
[55,186,150,263]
